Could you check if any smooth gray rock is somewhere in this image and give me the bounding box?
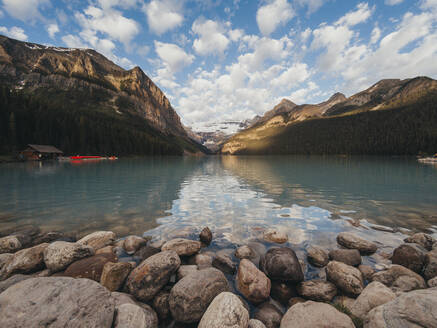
[297,280,337,302]
[326,261,364,296]
[236,259,271,304]
[404,233,435,251]
[177,264,198,280]
[358,264,375,281]
[77,231,116,251]
[0,277,115,328]
[0,274,32,293]
[364,288,437,328]
[0,235,24,254]
[236,245,257,259]
[261,247,304,283]
[329,249,361,266]
[254,303,283,328]
[198,292,249,328]
[333,295,356,311]
[249,319,267,328]
[43,241,95,272]
[113,303,158,328]
[101,262,132,292]
[0,253,13,272]
[350,281,396,319]
[125,250,180,302]
[263,229,288,244]
[152,290,171,320]
[428,276,437,288]
[424,249,437,280]
[280,301,355,328]
[307,246,329,267]
[123,236,147,255]
[391,243,426,274]
[161,238,201,256]
[169,267,230,323]
[371,264,426,292]
[0,243,48,280]
[337,232,377,254]
[199,227,213,245]
[133,245,160,261]
[190,252,213,269]
[213,249,236,274]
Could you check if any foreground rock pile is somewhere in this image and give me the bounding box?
[0,227,436,327]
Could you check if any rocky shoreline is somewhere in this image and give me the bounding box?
[0,226,436,327]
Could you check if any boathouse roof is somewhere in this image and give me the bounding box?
[27,144,63,154]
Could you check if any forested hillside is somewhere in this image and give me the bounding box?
[0,86,204,156]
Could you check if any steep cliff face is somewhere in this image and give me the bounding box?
[221,77,437,155]
[0,35,187,137]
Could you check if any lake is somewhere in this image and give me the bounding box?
[1,156,436,257]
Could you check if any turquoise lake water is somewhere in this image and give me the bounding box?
[1,156,436,254]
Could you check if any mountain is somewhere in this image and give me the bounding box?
[0,35,207,156]
[221,77,437,155]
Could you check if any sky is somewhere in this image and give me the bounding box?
[1,0,437,132]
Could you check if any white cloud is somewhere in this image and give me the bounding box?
[370,25,381,44]
[137,45,150,56]
[295,0,325,14]
[76,6,140,47]
[47,23,59,39]
[192,19,230,56]
[155,41,194,73]
[62,34,87,48]
[2,0,49,22]
[335,3,373,27]
[0,26,28,41]
[256,0,295,36]
[289,81,318,103]
[271,63,311,89]
[385,0,403,5]
[97,0,138,9]
[143,0,183,35]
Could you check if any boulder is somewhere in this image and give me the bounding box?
[64,252,117,281]
[280,301,355,328]
[263,229,288,244]
[336,232,377,254]
[236,259,271,304]
[213,250,236,274]
[125,250,180,302]
[152,290,171,320]
[32,231,68,245]
[332,296,355,311]
[270,281,297,304]
[0,274,32,293]
[0,235,25,254]
[123,236,147,254]
[169,267,230,323]
[0,243,48,280]
[43,241,94,272]
[261,247,304,283]
[249,319,267,328]
[77,231,116,250]
[358,264,375,281]
[428,276,437,287]
[350,281,396,319]
[101,262,132,291]
[133,245,160,261]
[307,246,329,267]
[113,303,158,328]
[326,261,364,296]
[199,227,213,245]
[96,245,115,255]
[391,243,426,273]
[297,280,337,302]
[198,292,249,328]
[162,238,201,256]
[177,264,198,280]
[190,252,213,269]
[253,303,283,328]
[328,249,361,266]
[288,297,306,308]
[424,249,437,280]
[111,291,138,307]
[236,245,257,259]
[364,288,437,327]
[0,253,13,271]
[404,232,435,251]
[0,277,114,327]
[371,264,426,292]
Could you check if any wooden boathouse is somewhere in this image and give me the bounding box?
[19,144,63,160]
